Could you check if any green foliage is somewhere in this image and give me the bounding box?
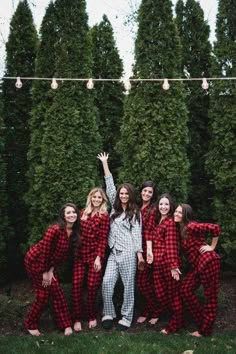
[206,0,236,268]
[26,0,101,246]
[0,91,10,284]
[118,0,190,201]
[90,15,124,178]
[175,0,212,220]
[2,0,38,278]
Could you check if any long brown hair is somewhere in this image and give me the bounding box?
[177,203,193,238]
[111,183,140,224]
[155,193,175,224]
[58,202,80,247]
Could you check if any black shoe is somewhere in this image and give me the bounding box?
[102,319,113,330]
[116,323,129,331]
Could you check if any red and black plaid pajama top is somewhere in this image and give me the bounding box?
[24,225,73,330]
[180,221,221,336]
[136,205,159,318]
[72,210,110,322]
[146,211,183,333]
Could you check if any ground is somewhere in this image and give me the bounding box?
[0,272,235,336]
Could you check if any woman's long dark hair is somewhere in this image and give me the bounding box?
[155,193,175,224]
[139,180,156,220]
[111,183,140,224]
[177,203,193,238]
[58,202,80,248]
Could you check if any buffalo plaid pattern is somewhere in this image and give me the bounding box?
[181,221,221,271]
[24,225,72,329]
[137,205,159,318]
[146,214,182,332]
[153,262,183,333]
[181,258,220,336]
[146,211,181,269]
[72,212,109,321]
[72,259,104,321]
[77,211,110,262]
[180,221,221,336]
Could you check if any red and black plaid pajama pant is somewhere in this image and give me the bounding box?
[181,258,220,336]
[137,263,159,318]
[153,263,183,333]
[24,268,71,330]
[72,259,103,322]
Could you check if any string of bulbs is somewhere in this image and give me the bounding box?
[2,76,236,91]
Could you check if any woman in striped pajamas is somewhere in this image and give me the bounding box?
[97,152,144,331]
[72,188,110,331]
[136,181,159,325]
[174,203,221,337]
[24,203,79,336]
[146,193,183,334]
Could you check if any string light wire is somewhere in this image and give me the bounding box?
[2,75,236,91]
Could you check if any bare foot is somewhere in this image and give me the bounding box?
[148,318,159,325]
[64,327,73,336]
[27,329,41,336]
[160,329,168,335]
[190,331,202,337]
[137,316,147,324]
[74,322,82,332]
[89,319,97,329]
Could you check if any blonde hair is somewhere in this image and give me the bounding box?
[82,187,108,220]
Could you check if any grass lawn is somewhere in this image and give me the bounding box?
[0,331,235,354]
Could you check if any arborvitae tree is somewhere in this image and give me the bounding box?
[205,0,236,267]
[25,1,58,247]
[90,15,124,178]
[27,0,101,246]
[2,0,38,276]
[175,0,212,220]
[0,91,11,284]
[118,0,190,201]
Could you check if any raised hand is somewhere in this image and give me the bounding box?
[97,152,109,162]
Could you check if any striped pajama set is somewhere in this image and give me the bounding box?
[102,175,142,327]
[24,225,72,330]
[180,221,221,336]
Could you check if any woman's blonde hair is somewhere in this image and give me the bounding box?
[82,187,108,220]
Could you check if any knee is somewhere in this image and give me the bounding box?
[180,283,191,299]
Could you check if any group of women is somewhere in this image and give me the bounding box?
[24,152,221,338]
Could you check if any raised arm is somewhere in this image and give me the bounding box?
[97,152,116,206]
[97,152,111,177]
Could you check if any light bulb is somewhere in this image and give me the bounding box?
[162,79,170,90]
[87,78,94,89]
[15,77,22,89]
[51,78,58,89]
[123,79,131,91]
[201,78,209,90]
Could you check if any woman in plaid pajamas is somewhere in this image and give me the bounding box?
[72,188,110,331]
[174,203,221,337]
[24,203,79,336]
[97,152,144,331]
[136,181,160,325]
[146,193,183,334]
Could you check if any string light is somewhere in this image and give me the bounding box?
[202,78,209,90]
[162,78,170,90]
[86,78,94,89]
[51,78,58,89]
[3,76,236,92]
[15,76,22,89]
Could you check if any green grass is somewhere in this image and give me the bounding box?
[0,331,236,354]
